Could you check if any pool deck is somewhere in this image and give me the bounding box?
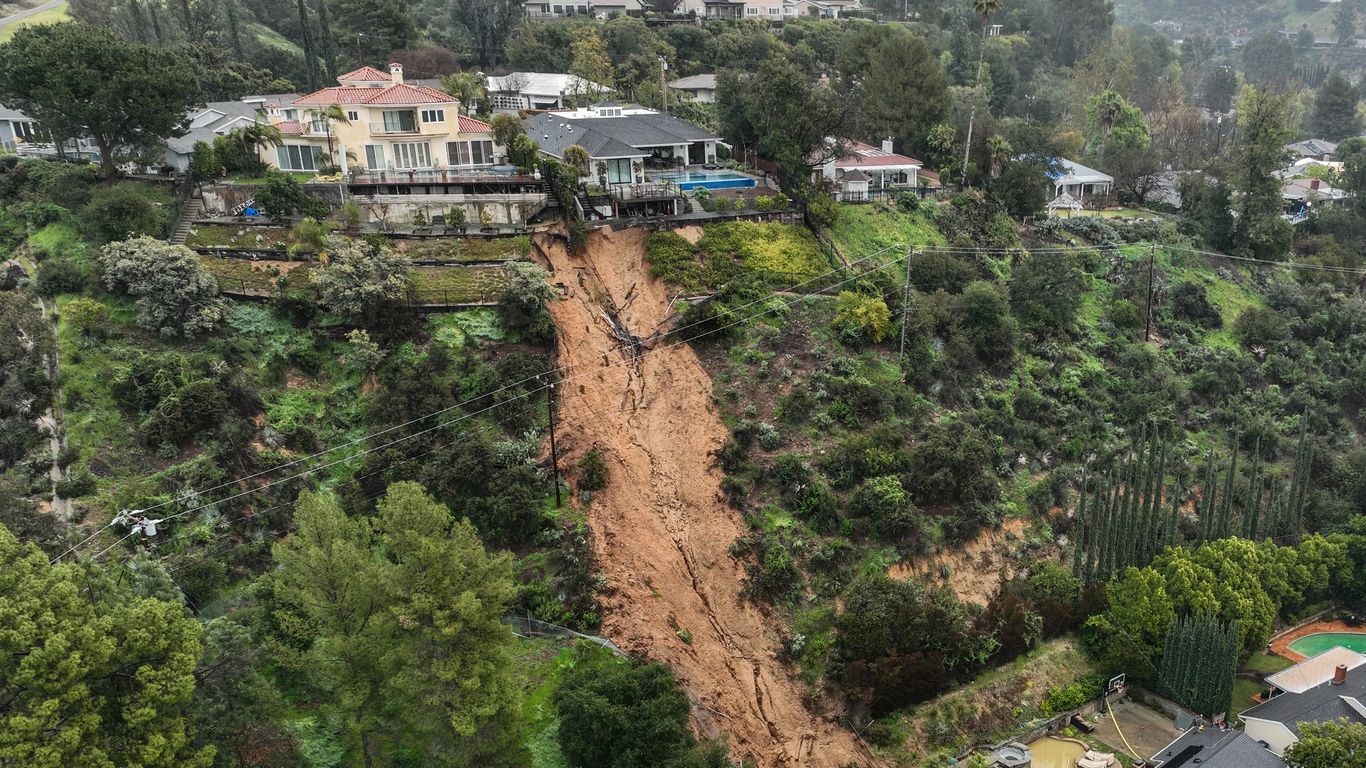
[1269,619,1366,662]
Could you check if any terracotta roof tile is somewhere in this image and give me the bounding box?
[336,65,392,82]
[276,120,302,135]
[292,82,457,106]
[457,114,494,133]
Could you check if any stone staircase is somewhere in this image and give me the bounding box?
[169,194,204,245]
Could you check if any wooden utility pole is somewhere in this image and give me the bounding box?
[1143,244,1156,342]
[898,246,915,366]
[546,378,562,507]
[660,56,669,115]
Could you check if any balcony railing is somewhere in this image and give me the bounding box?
[369,123,420,135]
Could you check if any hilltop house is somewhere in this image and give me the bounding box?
[1265,647,1366,698]
[262,63,501,176]
[816,139,922,199]
[1285,138,1338,161]
[162,101,264,172]
[667,74,717,104]
[1049,158,1114,203]
[525,103,721,182]
[1239,661,1366,755]
[485,72,611,113]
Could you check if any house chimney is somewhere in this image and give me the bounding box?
[1311,177,1321,191]
[388,62,404,84]
[882,137,894,154]
[1335,665,1348,685]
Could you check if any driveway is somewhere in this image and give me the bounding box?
[1091,699,1184,761]
[0,0,63,29]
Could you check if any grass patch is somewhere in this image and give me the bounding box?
[824,201,946,262]
[248,21,304,55]
[401,235,531,263]
[27,221,87,259]
[1242,651,1294,676]
[0,1,68,42]
[1231,677,1264,722]
[412,265,512,304]
[430,309,504,349]
[646,221,832,293]
[186,225,294,250]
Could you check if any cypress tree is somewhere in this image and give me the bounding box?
[1218,432,1237,539]
[1073,466,1088,580]
[297,0,319,91]
[223,0,245,60]
[1198,453,1216,542]
[1167,473,1181,548]
[1244,436,1262,539]
[1118,446,1138,570]
[1085,479,1100,585]
[317,0,338,80]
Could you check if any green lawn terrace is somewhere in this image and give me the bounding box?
[199,256,517,306]
[185,223,532,264]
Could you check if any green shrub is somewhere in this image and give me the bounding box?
[577,447,608,491]
[833,291,892,343]
[754,195,773,212]
[1040,673,1106,715]
[897,191,920,212]
[80,183,170,243]
[34,258,92,297]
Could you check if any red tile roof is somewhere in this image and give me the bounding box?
[276,120,302,135]
[457,114,493,133]
[336,65,392,82]
[835,141,922,169]
[292,82,456,106]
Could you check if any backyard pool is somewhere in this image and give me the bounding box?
[652,170,757,191]
[1027,737,1088,768]
[1289,632,1366,657]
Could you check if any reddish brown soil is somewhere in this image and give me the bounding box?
[538,228,875,768]
[887,518,1035,606]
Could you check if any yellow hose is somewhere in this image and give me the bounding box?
[1105,697,1143,762]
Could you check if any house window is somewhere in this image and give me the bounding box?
[446,140,495,166]
[13,121,35,140]
[276,144,324,171]
[347,110,359,121]
[421,109,445,123]
[392,142,431,169]
[282,108,298,120]
[769,6,779,13]
[364,144,386,170]
[606,158,632,184]
[308,118,326,134]
[746,6,757,13]
[381,110,417,133]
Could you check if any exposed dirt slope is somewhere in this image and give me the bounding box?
[539,228,874,768]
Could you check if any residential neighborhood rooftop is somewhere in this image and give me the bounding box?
[1240,663,1366,736]
[487,72,608,97]
[1150,727,1285,768]
[525,106,720,160]
[1266,646,1366,694]
[667,74,717,90]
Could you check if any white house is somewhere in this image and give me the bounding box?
[1048,157,1114,202]
[486,72,611,112]
[667,74,717,104]
[1240,662,1366,756]
[0,102,100,161]
[817,138,921,197]
[783,0,861,17]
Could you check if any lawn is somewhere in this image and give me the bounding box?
[0,1,68,43]
[1243,651,1294,676]
[824,201,946,265]
[1231,678,1264,722]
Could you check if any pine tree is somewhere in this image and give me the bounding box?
[1199,454,1218,542]
[223,0,244,59]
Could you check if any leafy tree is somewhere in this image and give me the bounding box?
[1231,87,1296,259]
[1311,72,1361,141]
[0,23,200,180]
[190,140,220,184]
[570,29,614,100]
[0,523,213,767]
[449,0,525,68]
[335,0,416,60]
[81,182,170,243]
[952,280,1016,365]
[1082,566,1175,675]
[489,113,524,150]
[271,483,526,767]
[443,71,488,115]
[990,158,1048,220]
[904,420,1000,511]
[1241,33,1296,86]
[1287,720,1366,768]
[1085,90,1151,154]
[1170,281,1222,328]
[498,261,557,343]
[1336,1,1359,47]
[191,618,299,768]
[1233,306,1289,349]
[99,236,226,337]
[1011,250,1085,334]
[313,237,411,319]
[849,475,921,539]
[838,26,948,157]
[1044,0,1113,66]
[554,644,699,768]
[255,170,327,217]
[833,291,891,343]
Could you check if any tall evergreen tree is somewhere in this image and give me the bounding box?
[296,0,319,90]
[1312,72,1361,141]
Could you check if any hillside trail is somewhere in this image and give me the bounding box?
[537,228,875,768]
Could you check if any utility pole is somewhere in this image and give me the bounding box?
[546,378,562,507]
[660,56,669,115]
[898,246,915,369]
[1143,243,1156,342]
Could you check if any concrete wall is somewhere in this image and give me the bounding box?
[352,193,547,226]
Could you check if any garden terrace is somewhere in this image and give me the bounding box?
[198,255,516,305]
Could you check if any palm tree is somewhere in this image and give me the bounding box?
[961,0,1005,187]
[307,103,350,165]
[987,134,1012,178]
[232,122,284,173]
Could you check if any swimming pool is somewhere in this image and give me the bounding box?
[1289,632,1366,657]
[652,170,757,191]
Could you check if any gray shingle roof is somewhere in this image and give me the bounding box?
[1240,666,1366,736]
[1150,728,1286,768]
[668,74,717,91]
[165,101,261,155]
[0,102,30,121]
[525,110,718,161]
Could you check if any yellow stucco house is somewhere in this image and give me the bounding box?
[263,63,499,177]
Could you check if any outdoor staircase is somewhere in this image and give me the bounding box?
[169,195,204,245]
[575,189,598,220]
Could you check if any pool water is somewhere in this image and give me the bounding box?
[652,170,757,191]
[1288,632,1366,657]
[1028,737,1087,768]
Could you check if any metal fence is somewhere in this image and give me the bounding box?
[503,614,625,655]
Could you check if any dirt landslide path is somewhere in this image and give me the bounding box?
[538,228,875,768]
